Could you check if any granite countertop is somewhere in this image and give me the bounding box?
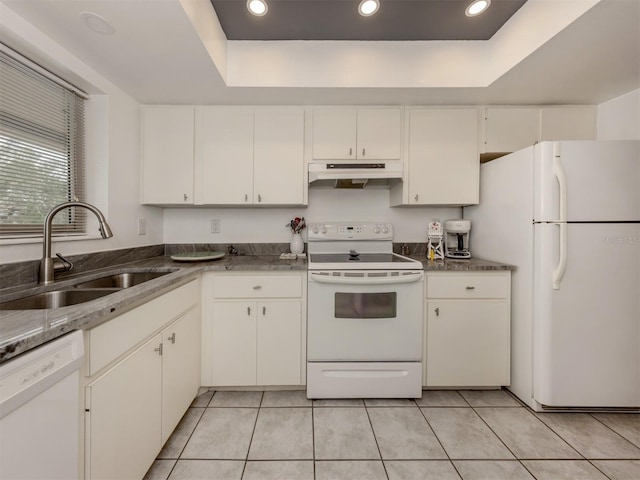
[0,253,512,364]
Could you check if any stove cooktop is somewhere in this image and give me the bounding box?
[310,253,414,263]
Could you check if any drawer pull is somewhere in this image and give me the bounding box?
[154,344,163,356]
[167,332,176,344]
[247,306,251,315]
[253,285,262,290]
[435,307,439,316]
[465,286,475,290]
[263,306,266,315]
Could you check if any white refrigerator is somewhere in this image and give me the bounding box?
[465,140,639,411]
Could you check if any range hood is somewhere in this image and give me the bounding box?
[308,161,403,189]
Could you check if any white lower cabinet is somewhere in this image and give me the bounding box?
[424,272,511,387]
[84,280,201,480]
[202,272,306,387]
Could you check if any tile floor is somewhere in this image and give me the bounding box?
[144,389,640,480]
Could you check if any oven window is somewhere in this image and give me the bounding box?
[334,292,397,319]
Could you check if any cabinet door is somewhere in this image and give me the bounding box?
[86,336,162,480]
[257,301,302,385]
[312,107,357,160]
[540,107,596,141]
[161,307,201,444]
[254,107,305,205]
[211,302,257,385]
[426,301,510,387]
[141,107,194,205]
[357,107,402,160]
[408,108,479,205]
[484,107,539,153]
[195,106,254,204]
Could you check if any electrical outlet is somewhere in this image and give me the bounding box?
[137,217,146,235]
[211,218,221,234]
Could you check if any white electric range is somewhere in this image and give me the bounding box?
[306,222,424,399]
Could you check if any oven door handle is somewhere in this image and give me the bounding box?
[309,271,424,285]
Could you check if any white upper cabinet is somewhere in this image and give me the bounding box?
[141,106,194,205]
[312,107,402,160]
[483,106,596,154]
[195,106,305,205]
[195,107,254,205]
[391,108,479,206]
[483,107,540,154]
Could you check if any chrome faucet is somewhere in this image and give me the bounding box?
[39,201,113,284]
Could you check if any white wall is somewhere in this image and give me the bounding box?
[163,187,460,244]
[0,5,163,264]
[597,89,640,140]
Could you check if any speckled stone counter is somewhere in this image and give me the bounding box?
[413,256,516,271]
[0,254,306,364]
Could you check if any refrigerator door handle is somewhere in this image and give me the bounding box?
[552,147,568,290]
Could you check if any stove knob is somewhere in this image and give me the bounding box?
[373,226,380,234]
[311,225,319,234]
[320,226,327,234]
[381,226,389,234]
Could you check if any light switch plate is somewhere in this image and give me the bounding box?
[137,217,146,235]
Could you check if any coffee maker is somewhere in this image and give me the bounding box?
[444,220,471,259]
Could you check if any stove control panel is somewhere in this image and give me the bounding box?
[308,222,393,241]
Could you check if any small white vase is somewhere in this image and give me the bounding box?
[290,233,304,254]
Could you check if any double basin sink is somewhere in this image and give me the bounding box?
[0,271,172,310]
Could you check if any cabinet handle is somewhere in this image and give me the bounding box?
[253,285,262,290]
[245,194,248,202]
[183,193,188,202]
[258,194,262,203]
[247,306,251,315]
[362,148,365,156]
[465,286,475,290]
[349,147,353,156]
[262,306,266,315]
[414,194,419,202]
[154,343,163,355]
[167,332,176,344]
[434,307,439,316]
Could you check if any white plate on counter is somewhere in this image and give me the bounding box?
[170,251,226,262]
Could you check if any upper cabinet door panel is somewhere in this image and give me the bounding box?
[357,107,402,160]
[195,107,254,205]
[484,108,539,154]
[141,107,194,205]
[540,107,596,141]
[254,107,305,205]
[312,107,357,160]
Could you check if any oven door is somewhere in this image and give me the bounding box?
[307,270,424,361]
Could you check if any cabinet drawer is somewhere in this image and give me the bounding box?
[427,274,509,299]
[212,275,302,299]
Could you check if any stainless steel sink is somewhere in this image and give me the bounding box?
[72,271,171,289]
[0,288,122,310]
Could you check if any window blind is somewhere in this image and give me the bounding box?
[0,48,87,237]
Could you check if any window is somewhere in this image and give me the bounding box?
[0,47,87,238]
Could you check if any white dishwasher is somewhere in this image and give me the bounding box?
[0,330,84,479]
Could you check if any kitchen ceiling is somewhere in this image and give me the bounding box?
[210,0,527,41]
[0,0,638,106]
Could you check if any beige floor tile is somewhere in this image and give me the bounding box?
[248,408,313,460]
[592,460,640,480]
[209,390,263,407]
[592,413,640,448]
[158,408,204,459]
[261,390,312,407]
[416,390,468,407]
[143,460,176,480]
[521,460,609,480]
[368,407,447,459]
[422,407,514,459]
[181,408,257,459]
[459,390,521,407]
[385,460,461,480]
[536,413,640,459]
[314,407,380,460]
[475,408,580,459]
[190,388,214,407]
[242,460,314,480]
[167,460,244,480]
[315,460,387,480]
[454,460,534,479]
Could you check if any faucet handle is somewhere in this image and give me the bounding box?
[55,253,74,272]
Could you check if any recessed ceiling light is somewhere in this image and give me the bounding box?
[359,0,380,17]
[79,11,115,35]
[247,0,268,16]
[465,0,491,17]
